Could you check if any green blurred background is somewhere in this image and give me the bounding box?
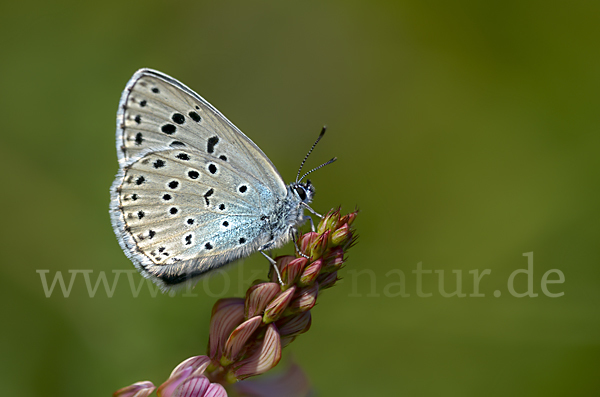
[2,1,598,396]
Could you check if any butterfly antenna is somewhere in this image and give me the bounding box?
[298,157,337,183]
[296,126,327,183]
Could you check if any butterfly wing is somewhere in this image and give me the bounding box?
[115,68,287,196]
[111,69,289,289]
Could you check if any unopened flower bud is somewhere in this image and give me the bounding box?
[162,375,227,397]
[269,256,294,283]
[298,232,318,256]
[317,208,341,234]
[330,223,351,247]
[317,271,339,290]
[281,257,308,286]
[245,283,280,319]
[157,366,192,397]
[222,316,262,365]
[170,356,211,378]
[208,298,245,360]
[323,248,344,273]
[340,211,358,226]
[263,286,296,323]
[277,311,312,337]
[309,230,330,258]
[299,259,323,286]
[113,381,156,397]
[288,284,319,313]
[233,324,281,380]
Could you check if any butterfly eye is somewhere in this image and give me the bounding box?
[295,186,307,201]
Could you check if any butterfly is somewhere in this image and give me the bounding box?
[110,69,335,291]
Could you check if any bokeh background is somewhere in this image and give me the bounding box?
[2,1,599,396]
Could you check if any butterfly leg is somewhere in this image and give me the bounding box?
[290,228,310,259]
[301,202,322,218]
[299,215,316,232]
[259,248,284,285]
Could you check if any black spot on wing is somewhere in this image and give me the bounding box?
[172,113,185,124]
[203,188,214,206]
[161,124,176,135]
[207,136,219,154]
[189,111,201,122]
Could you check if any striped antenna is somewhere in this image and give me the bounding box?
[296,126,327,183]
[298,157,337,183]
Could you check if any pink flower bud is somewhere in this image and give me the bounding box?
[244,283,280,319]
[269,256,294,283]
[317,271,339,290]
[223,316,262,364]
[202,383,227,397]
[309,230,330,258]
[288,284,319,313]
[317,208,341,234]
[168,375,227,397]
[233,324,282,380]
[275,255,295,268]
[323,248,344,273]
[298,232,318,256]
[340,210,358,226]
[330,223,351,247]
[263,286,296,323]
[170,356,211,378]
[208,298,245,361]
[281,257,308,286]
[157,366,193,397]
[113,381,156,397]
[299,259,323,286]
[276,311,312,337]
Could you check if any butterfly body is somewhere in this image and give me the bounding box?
[110,69,316,290]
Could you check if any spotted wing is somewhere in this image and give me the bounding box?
[110,148,276,289]
[115,68,287,197]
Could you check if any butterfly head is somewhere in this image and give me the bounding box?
[291,179,315,204]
